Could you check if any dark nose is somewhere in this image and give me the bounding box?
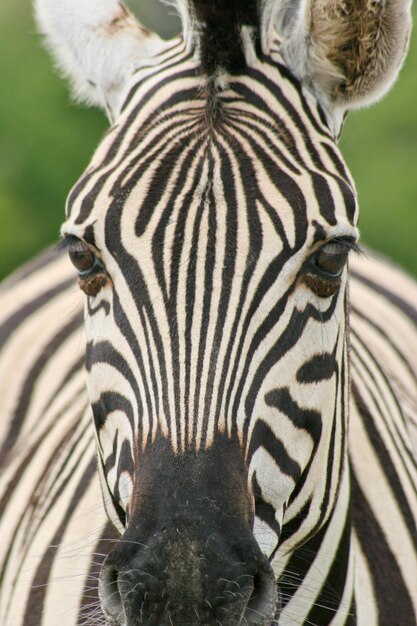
[99,525,278,626]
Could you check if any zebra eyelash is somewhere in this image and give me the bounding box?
[318,236,363,256]
[56,235,87,254]
[56,234,103,257]
[333,237,363,255]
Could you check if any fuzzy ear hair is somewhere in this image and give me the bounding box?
[263,0,412,132]
[35,0,167,121]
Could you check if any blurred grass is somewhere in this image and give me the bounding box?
[340,19,417,277]
[0,1,106,278]
[0,1,416,280]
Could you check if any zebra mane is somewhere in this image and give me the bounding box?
[173,0,260,75]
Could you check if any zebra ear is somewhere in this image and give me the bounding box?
[263,0,412,131]
[34,0,165,121]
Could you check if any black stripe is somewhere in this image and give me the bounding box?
[112,292,158,439]
[151,135,206,301]
[351,381,417,551]
[92,392,134,432]
[259,54,332,138]
[86,340,143,429]
[350,303,417,383]
[248,420,301,480]
[68,67,201,219]
[0,401,85,595]
[0,247,60,290]
[296,352,337,383]
[351,333,417,487]
[122,49,195,112]
[199,141,238,443]
[19,420,93,560]
[228,109,303,175]
[351,469,415,625]
[279,514,331,611]
[0,277,75,350]
[0,310,83,467]
[321,141,350,179]
[351,268,417,327]
[264,387,322,445]
[23,456,97,626]
[185,158,216,444]
[306,509,356,625]
[242,295,339,439]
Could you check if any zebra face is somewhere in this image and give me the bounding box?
[40,0,410,623]
[62,50,358,622]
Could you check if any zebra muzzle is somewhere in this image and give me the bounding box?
[98,522,278,625]
[98,434,279,624]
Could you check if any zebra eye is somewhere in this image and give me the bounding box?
[61,236,109,297]
[68,243,96,275]
[303,239,353,298]
[313,242,349,279]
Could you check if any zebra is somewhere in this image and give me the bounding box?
[1,0,416,624]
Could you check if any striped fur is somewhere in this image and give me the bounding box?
[1,1,416,624]
[1,251,416,624]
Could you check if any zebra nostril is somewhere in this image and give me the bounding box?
[99,563,125,624]
[243,566,278,626]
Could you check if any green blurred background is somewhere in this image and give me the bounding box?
[0,1,416,281]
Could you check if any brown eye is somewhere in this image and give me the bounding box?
[69,245,95,274]
[60,236,109,297]
[314,242,349,278]
[302,239,355,298]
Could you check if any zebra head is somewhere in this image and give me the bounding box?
[36,0,411,624]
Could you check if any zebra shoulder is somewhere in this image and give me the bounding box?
[0,250,111,626]
[349,251,417,452]
[0,247,85,463]
[349,251,417,623]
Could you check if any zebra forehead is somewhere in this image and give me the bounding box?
[65,56,357,234]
